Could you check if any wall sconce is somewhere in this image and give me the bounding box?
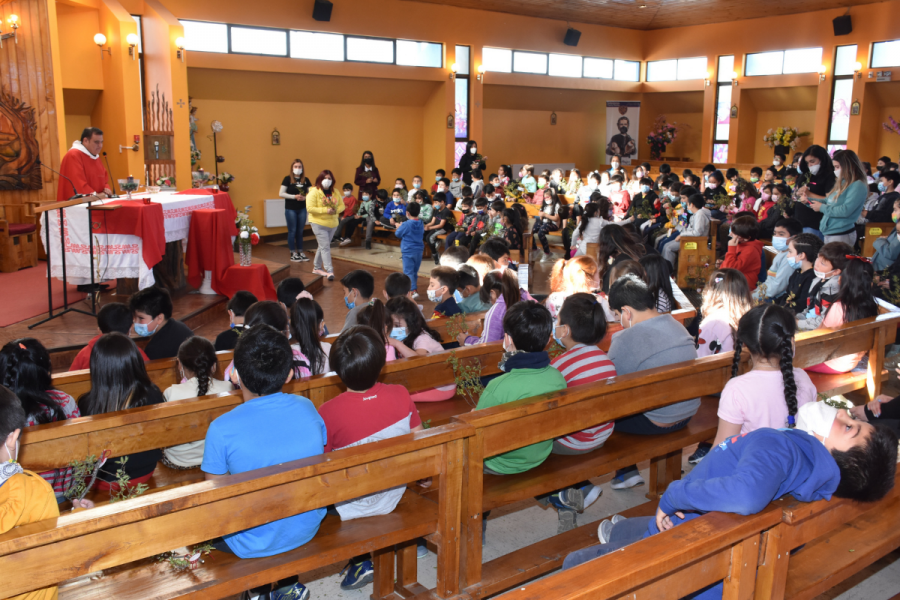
[704,72,711,87]
[0,14,20,49]
[853,61,863,79]
[449,62,458,80]
[126,33,139,60]
[731,70,739,86]
[476,64,485,82]
[94,33,111,59]
[175,37,186,63]
[818,65,827,83]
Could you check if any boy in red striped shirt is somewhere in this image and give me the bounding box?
[545,293,617,532]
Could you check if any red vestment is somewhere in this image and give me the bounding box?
[57,145,108,201]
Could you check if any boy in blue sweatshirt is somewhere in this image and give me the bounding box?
[395,202,425,295]
[562,402,897,599]
[381,189,407,229]
[754,217,802,302]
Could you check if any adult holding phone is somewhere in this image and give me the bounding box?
[459,140,487,186]
[803,149,868,246]
[792,145,834,236]
[280,159,312,262]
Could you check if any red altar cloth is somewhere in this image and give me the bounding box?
[186,209,235,294]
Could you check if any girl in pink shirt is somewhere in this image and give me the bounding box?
[714,305,817,447]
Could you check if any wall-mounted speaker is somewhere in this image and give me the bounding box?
[313,0,333,22]
[564,28,581,47]
[833,15,852,36]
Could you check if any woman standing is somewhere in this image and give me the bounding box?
[280,159,312,262]
[307,169,344,281]
[458,140,487,185]
[791,145,834,235]
[354,150,380,207]
[806,149,868,246]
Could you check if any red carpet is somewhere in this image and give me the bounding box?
[0,262,88,327]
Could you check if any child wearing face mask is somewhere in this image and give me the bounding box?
[333,183,358,246]
[777,233,822,313]
[449,169,464,200]
[872,199,900,271]
[130,286,193,361]
[796,242,851,330]
[608,174,631,219]
[382,189,408,229]
[428,266,462,318]
[432,169,445,193]
[772,153,787,180]
[755,218,803,302]
[661,194,710,268]
[395,202,425,297]
[520,164,537,194]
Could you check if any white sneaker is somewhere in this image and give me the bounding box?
[597,519,614,544]
[540,252,555,262]
[610,472,645,490]
[297,252,310,262]
[582,485,603,510]
[611,513,626,525]
[340,238,353,247]
[411,291,419,300]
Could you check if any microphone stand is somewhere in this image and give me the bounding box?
[102,151,119,197]
[29,160,103,328]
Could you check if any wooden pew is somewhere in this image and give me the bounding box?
[496,507,783,600]
[52,350,236,400]
[675,218,720,288]
[2,424,473,600]
[860,221,893,258]
[323,311,486,348]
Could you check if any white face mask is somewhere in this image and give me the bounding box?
[808,164,820,175]
[796,402,839,439]
[322,179,332,189]
[293,168,302,176]
[834,167,842,179]
[427,287,443,302]
[343,191,351,197]
[813,268,833,280]
[773,160,781,166]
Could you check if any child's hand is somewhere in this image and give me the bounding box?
[868,394,892,417]
[456,332,469,346]
[71,498,95,510]
[655,507,685,532]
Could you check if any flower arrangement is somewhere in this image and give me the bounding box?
[762,127,810,151]
[884,116,900,137]
[190,149,202,166]
[192,168,212,189]
[503,181,527,202]
[646,115,680,160]
[156,175,176,188]
[217,172,234,186]
[236,205,259,266]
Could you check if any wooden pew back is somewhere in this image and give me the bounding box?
[860,222,893,258]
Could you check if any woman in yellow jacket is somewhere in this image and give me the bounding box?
[306,169,345,280]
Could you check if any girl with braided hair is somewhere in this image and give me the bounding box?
[711,304,817,448]
[162,337,232,469]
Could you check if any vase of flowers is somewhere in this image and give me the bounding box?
[884,116,900,137]
[119,176,139,200]
[217,172,234,192]
[646,115,680,160]
[762,127,810,151]
[235,205,259,267]
[156,175,176,190]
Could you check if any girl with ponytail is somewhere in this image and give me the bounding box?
[713,305,817,447]
[162,336,232,469]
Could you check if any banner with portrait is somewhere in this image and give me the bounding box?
[605,101,641,165]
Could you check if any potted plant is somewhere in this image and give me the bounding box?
[235,205,259,266]
[762,127,810,153]
[217,172,234,192]
[646,115,680,160]
[156,175,176,190]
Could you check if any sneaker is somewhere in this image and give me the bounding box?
[548,488,584,512]
[689,442,712,464]
[417,540,428,558]
[290,252,302,262]
[331,237,342,246]
[581,484,603,510]
[611,513,626,525]
[340,560,374,590]
[271,582,310,600]
[327,273,335,281]
[610,472,645,490]
[312,268,329,277]
[340,237,353,247]
[557,507,577,534]
[411,291,419,300]
[365,241,372,250]
[540,252,555,262]
[297,252,310,262]
[597,519,614,544]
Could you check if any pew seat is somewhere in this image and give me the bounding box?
[58,490,438,600]
[806,368,887,398]
[81,465,204,507]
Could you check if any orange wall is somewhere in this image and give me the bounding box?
[57,4,104,91]
[752,111,818,164]
[65,115,93,151]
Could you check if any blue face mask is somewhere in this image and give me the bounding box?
[772,237,788,252]
[453,289,464,303]
[641,185,651,194]
[787,255,802,270]
[389,327,407,340]
[134,321,155,337]
[344,293,356,310]
[878,182,887,193]
[553,325,566,348]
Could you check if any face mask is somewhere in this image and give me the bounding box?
[761,192,771,201]
[452,177,459,182]
[796,402,839,438]
[893,214,899,223]
[772,237,788,251]
[704,174,710,182]
[814,268,833,280]
[620,311,631,329]
[641,185,650,194]
[707,182,718,190]
[435,175,441,182]
[808,164,820,175]
[751,176,759,183]
[611,163,619,170]
[0,439,23,488]
[343,191,351,197]
[773,160,781,166]
[427,288,442,302]
[453,289,464,303]
[344,292,356,310]
[364,157,373,165]
[878,182,887,193]
[362,194,370,201]
[589,181,599,190]
[787,255,802,269]
[470,147,477,154]
[293,168,302,175]
[134,321,155,337]
[618,126,628,134]
[553,325,566,348]
[834,168,841,179]
[413,182,421,189]
[389,326,407,340]
[322,179,332,189]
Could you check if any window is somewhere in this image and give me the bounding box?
[455,45,470,143]
[614,60,640,81]
[872,39,900,68]
[549,53,582,78]
[230,26,287,56]
[455,45,470,74]
[584,57,613,79]
[347,37,394,63]
[715,84,732,141]
[646,57,707,81]
[745,48,822,76]
[713,55,734,162]
[828,45,857,145]
[713,144,729,164]
[397,40,442,67]
[290,31,344,61]
[180,20,228,53]
[717,55,734,82]
[483,47,512,73]
[513,51,548,74]
[131,15,143,53]
[834,44,857,76]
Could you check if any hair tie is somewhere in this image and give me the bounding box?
[845,254,872,264]
[787,415,796,426]
[17,343,26,350]
[714,275,724,284]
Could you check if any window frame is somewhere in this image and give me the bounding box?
[827,45,857,146]
[870,38,900,69]
[179,19,230,54]
[344,33,397,65]
[712,55,735,162]
[395,39,443,68]
[227,23,289,57]
[455,45,471,144]
[744,47,823,76]
[646,57,707,82]
[482,46,638,81]
[289,30,345,62]
[512,50,549,75]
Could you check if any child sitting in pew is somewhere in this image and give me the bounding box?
[754,218,803,303]
[0,387,93,600]
[386,296,456,402]
[721,215,765,291]
[203,325,326,600]
[290,298,332,376]
[129,287,193,361]
[778,233,823,314]
[639,254,676,313]
[796,242,851,330]
[223,301,311,382]
[440,244,470,269]
[455,264,492,313]
[318,326,425,591]
[479,238,513,272]
[545,293,617,528]
[162,337,232,470]
[214,291,257,352]
[78,333,165,489]
[563,401,899,600]
[340,269,376,332]
[457,269,521,346]
[276,277,306,315]
[696,269,753,358]
[69,302,150,370]
[428,266,462,318]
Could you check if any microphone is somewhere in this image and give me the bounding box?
[101,152,118,197]
[35,158,86,200]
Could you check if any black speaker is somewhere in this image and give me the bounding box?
[563,28,581,47]
[313,0,333,22]
[833,15,852,36]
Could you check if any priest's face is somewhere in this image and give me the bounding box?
[83,133,103,156]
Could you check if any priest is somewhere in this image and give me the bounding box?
[57,127,113,201]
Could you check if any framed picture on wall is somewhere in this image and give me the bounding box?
[850,100,860,116]
[730,105,738,119]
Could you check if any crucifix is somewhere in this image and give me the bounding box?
[177,99,186,108]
